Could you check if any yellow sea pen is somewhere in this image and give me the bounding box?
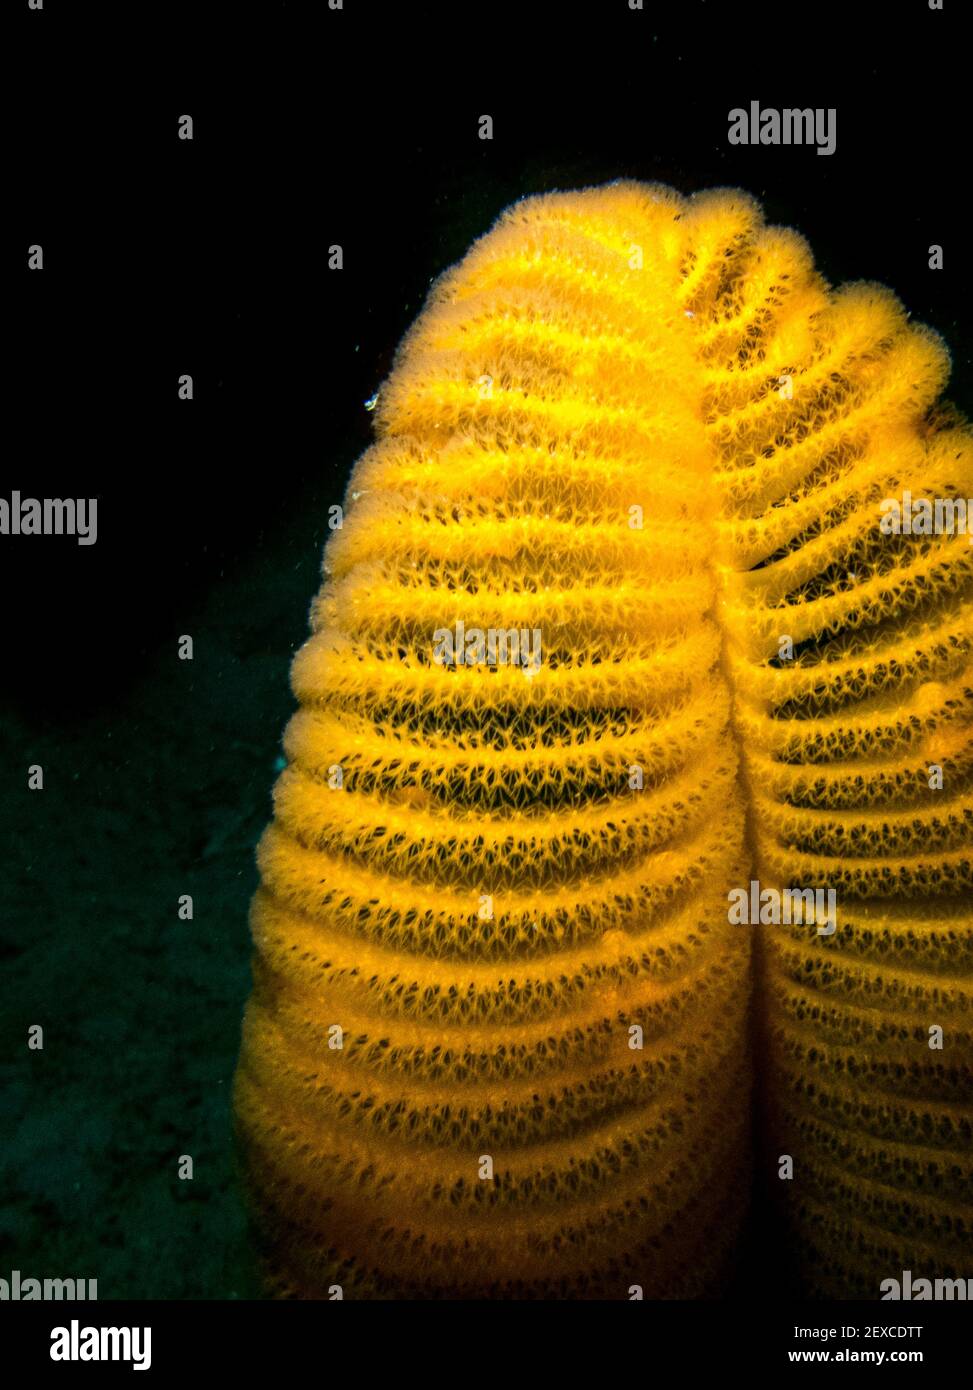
[234,183,972,1298]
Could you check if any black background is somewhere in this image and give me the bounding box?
[10,0,970,719]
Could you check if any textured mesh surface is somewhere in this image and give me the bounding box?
[683,189,972,1298]
[234,183,972,1299]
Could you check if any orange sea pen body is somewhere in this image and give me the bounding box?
[234,183,972,1298]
